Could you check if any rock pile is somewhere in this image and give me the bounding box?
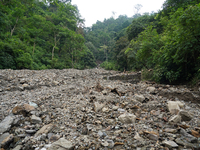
[0,68,200,150]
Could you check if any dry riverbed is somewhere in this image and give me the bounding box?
[0,69,200,150]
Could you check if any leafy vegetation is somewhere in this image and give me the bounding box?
[1,0,200,84]
[0,0,96,70]
[85,0,200,83]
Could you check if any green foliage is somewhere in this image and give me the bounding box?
[126,14,156,41]
[100,61,118,70]
[0,0,95,70]
[154,4,200,82]
[16,53,33,69]
[84,15,133,62]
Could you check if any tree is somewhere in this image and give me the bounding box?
[134,4,143,14]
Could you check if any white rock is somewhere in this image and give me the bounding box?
[167,101,184,115]
[12,145,23,150]
[162,140,178,148]
[48,138,74,150]
[147,87,156,93]
[112,106,119,111]
[134,132,144,141]
[94,102,104,112]
[135,94,145,102]
[31,115,42,124]
[118,113,136,124]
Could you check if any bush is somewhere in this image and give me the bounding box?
[100,61,118,70]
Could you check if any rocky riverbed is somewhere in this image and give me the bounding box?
[0,68,200,150]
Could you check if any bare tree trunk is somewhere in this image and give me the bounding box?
[11,17,19,36]
[33,41,36,55]
[72,48,74,68]
[52,35,60,60]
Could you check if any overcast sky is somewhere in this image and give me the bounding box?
[71,0,166,27]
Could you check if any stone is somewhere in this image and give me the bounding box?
[35,124,55,136]
[147,87,156,93]
[112,106,119,111]
[107,140,114,148]
[0,133,10,148]
[53,81,59,85]
[12,106,26,115]
[180,128,197,143]
[167,101,184,115]
[162,140,178,148]
[169,115,181,124]
[48,138,74,150]
[1,134,13,148]
[94,102,104,112]
[25,130,36,134]
[29,102,38,108]
[101,140,109,147]
[102,107,109,112]
[0,115,14,134]
[118,113,136,124]
[134,132,144,141]
[178,110,193,121]
[98,131,104,138]
[12,145,23,150]
[163,128,177,134]
[135,94,145,102]
[106,119,114,125]
[50,135,60,143]
[148,133,158,141]
[175,138,200,149]
[31,115,42,124]
[23,104,35,112]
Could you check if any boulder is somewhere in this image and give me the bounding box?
[48,138,74,150]
[162,140,178,148]
[135,94,145,102]
[35,124,55,136]
[1,134,13,149]
[31,115,42,124]
[147,87,156,94]
[23,104,35,112]
[178,110,193,121]
[167,101,184,115]
[118,113,136,124]
[0,116,14,134]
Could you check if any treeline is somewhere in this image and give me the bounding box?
[85,0,200,83]
[0,0,96,70]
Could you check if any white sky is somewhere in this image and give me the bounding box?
[71,0,166,27]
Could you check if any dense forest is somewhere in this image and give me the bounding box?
[0,0,200,84]
[0,0,96,70]
[85,0,200,83]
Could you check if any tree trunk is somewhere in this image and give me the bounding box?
[33,42,36,55]
[52,35,60,60]
[72,48,74,68]
[11,17,19,36]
